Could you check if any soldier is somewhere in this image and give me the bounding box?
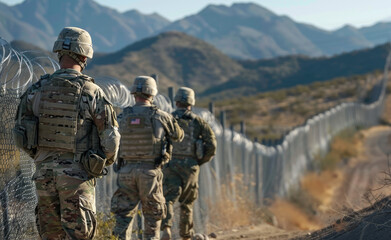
[111,76,184,240]
[13,27,120,239]
[161,87,217,240]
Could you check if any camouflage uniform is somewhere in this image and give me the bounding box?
[162,108,216,238]
[111,77,184,240]
[14,27,120,240]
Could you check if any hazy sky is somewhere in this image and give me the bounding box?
[2,0,391,30]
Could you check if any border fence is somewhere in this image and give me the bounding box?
[0,37,390,239]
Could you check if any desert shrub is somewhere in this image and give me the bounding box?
[312,89,326,99]
[95,212,117,240]
[206,175,269,232]
[315,128,361,171]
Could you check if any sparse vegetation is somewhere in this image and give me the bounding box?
[267,127,365,232]
[206,174,270,233]
[315,128,362,171]
[95,212,117,240]
[199,72,382,141]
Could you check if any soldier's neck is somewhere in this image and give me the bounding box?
[177,107,191,111]
[60,65,82,72]
[135,101,152,106]
[59,58,83,72]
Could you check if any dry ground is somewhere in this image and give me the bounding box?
[212,79,391,240]
[214,125,391,239]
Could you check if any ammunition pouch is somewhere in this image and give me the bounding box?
[195,139,204,161]
[13,125,27,150]
[13,117,38,157]
[82,149,108,178]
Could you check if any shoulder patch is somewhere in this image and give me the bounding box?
[155,108,171,118]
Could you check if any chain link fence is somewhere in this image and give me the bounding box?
[0,38,60,240]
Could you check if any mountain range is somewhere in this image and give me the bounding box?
[1,0,391,59]
[0,0,170,52]
[11,31,389,99]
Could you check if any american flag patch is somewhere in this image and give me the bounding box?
[130,118,141,125]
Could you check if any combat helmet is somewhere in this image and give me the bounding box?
[130,76,158,101]
[174,87,195,106]
[53,27,93,70]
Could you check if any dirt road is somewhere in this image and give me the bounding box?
[332,126,391,213]
[215,126,391,240]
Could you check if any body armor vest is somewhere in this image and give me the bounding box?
[38,74,99,156]
[172,112,196,158]
[119,107,162,161]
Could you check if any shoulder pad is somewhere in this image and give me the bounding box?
[78,74,94,83]
[180,110,196,120]
[155,108,170,117]
[31,74,49,89]
[154,109,174,124]
[82,81,100,97]
[195,115,207,125]
[123,106,134,115]
[188,111,198,120]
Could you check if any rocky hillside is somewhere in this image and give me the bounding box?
[1,0,170,52]
[87,31,243,93]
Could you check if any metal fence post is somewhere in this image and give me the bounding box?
[240,121,247,184]
[240,121,245,136]
[209,102,214,115]
[168,87,175,108]
[220,111,226,129]
[254,137,261,205]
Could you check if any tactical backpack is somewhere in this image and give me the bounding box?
[172,111,204,160]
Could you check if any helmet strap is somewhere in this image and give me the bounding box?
[58,51,87,71]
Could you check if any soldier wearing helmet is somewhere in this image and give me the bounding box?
[14,27,120,239]
[111,76,184,240]
[161,87,217,240]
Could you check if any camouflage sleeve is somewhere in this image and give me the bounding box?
[197,117,217,164]
[170,118,184,142]
[158,111,184,142]
[91,89,120,165]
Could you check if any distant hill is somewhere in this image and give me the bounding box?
[87,31,243,93]
[1,0,391,60]
[161,3,390,59]
[360,22,391,46]
[0,0,170,52]
[0,1,52,48]
[203,43,390,98]
[87,31,389,98]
